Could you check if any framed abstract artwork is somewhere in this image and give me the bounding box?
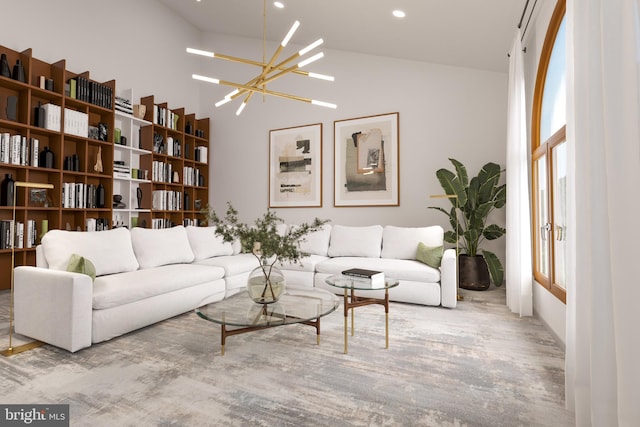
[269,123,323,208]
[334,112,399,206]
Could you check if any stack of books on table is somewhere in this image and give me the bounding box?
[341,268,386,288]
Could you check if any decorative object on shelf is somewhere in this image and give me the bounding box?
[132,104,146,120]
[185,121,192,134]
[28,187,52,208]
[64,154,80,171]
[187,0,335,115]
[269,123,322,208]
[183,191,190,211]
[94,146,103,173]
[96,183,105,208]
[194,199,202,211]
[136,187,142,209]
[40,219,48,241]
[113,194,126,209]
[429,158,506,290]
[98,123,108,142]
[33,102,45,127]
[2,181,53,357]
[334,112,400,207]
[1,173,15,206]
[207,202,328,304]
[39,146,54,169]
[0,53,11,78]
[173,171,180,183]
[6,95,17,121]
[11,59,25,83]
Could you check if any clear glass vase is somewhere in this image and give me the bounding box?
[246,263,285,304]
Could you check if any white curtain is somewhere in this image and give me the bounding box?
[505,29,533,317]
[566,0,640,425]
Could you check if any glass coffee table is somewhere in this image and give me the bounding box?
[196,288,339,355]
[325,275,400,354]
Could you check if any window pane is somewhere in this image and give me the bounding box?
[540,17,566,142]
[552,142,567,289]
[535,156,550,277]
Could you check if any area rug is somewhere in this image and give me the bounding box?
[0,288,575,426]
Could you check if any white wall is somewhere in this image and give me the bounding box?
[200,32,509,264]
[0,0,202,113]
[522,0,567,344]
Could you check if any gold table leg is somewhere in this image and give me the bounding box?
[385,288,390,349]
[343,289,348,354]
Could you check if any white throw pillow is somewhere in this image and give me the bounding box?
[42,227,139,276]
[381,225,444,260]
[130,226,195,269]
[327,225,383,258]
[186,226,234,260]
[297,224,332,256]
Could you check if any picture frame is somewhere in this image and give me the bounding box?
[269,123,323,208]
[334,112,399,206]
[28,187,53,208]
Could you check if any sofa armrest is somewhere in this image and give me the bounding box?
[14,266,93,352]
[440,249,457,308]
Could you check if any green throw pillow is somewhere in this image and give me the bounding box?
[416,242,443,268]
[66,254,96,281]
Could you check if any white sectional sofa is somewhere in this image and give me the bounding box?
[13,223,456,353]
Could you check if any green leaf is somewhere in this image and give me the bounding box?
[435,168,467,207]
[443,230,457,245]
[466,177,479,213]
[482,250,504,286]
[483,224,506,240]
[477,163,501,204]
[493,184,506,208]
[449,158,469,188]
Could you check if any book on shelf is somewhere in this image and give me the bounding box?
[341,268,386,288]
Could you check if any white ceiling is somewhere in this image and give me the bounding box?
[156,0,527,73]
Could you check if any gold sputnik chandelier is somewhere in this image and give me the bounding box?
[187,0,336,115]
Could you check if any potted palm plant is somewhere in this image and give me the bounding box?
[429,158,506,290]
[206,202,328,303]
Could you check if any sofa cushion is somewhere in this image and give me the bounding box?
[316,257,441,283]
[130,226,195,269]
[192,253,261,276]
[92,264,225,310]
[296,224,331,256]
[42,228,139,276]
[416,242,444,268]
[66,254,96,281]
[381,225,444,260]
[278,254,330,273]
[327,225,383,258]
[186,226,234,260]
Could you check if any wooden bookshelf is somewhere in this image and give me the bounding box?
[0,44,210,290]
[139,95,209,229]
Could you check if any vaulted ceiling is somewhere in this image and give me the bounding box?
[156,0,527,73]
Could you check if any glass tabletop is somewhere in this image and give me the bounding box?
[195,287,340,328]
[325,274,400,290]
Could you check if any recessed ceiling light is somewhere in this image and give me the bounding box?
[274,1,285,8]
[392,10,406,18]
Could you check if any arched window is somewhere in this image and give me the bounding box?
[532,0,566,302]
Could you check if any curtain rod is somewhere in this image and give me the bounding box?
[508,0,537,57]
[519,0,538,42]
